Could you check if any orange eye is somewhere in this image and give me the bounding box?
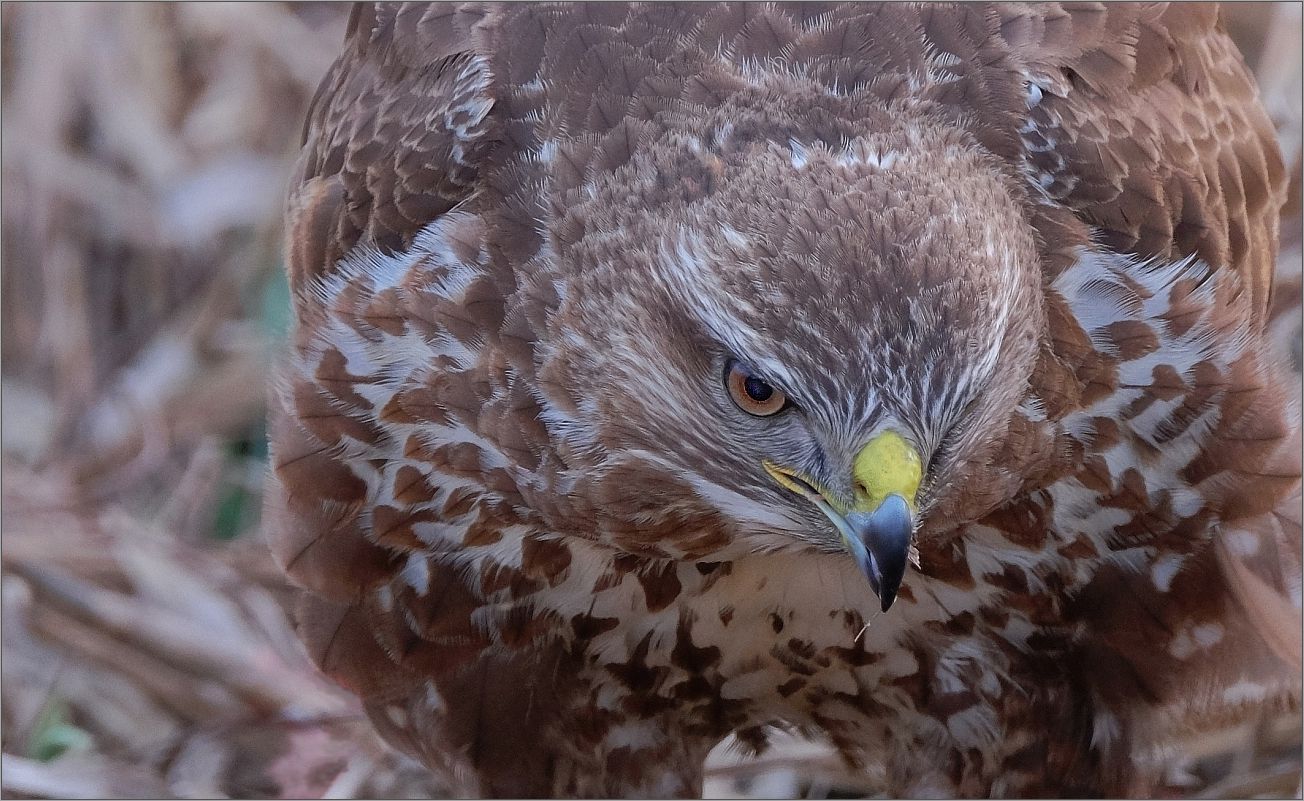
[726,361,788,416]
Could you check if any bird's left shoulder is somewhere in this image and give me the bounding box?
[997,2,1286,325]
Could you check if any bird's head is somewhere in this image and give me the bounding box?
[536,106,1044,610]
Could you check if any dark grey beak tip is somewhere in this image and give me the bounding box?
[848,494,913,613]
[879,587,898,613]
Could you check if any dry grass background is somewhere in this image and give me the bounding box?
[0,3,1299,799]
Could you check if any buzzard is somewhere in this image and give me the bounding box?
[268,3,1302,796]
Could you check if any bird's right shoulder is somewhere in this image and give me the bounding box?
[284,3,499,297]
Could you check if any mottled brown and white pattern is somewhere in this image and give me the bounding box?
[267,3,1302,797]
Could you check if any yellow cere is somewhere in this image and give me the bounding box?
[852,431,922,512]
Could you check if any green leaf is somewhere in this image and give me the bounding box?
[28,698,93,762]
[260,266,293,341]
[212,480,250,541]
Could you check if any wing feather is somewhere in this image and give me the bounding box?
[1001,2,1286,325]
[284,2,498,295]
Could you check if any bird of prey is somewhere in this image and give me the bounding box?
[268,3,1302,796]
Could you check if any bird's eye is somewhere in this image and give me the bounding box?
[725,361,788,416]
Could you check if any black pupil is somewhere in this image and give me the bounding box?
[743,375,773,403]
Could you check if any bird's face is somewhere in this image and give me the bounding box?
[541,121,1044,610]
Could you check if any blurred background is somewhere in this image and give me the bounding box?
[0,3,1299,798]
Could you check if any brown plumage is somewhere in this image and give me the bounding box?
[268,3,1301,796]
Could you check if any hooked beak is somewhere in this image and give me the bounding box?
[844,495,913,611]
[764,431,921,612]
